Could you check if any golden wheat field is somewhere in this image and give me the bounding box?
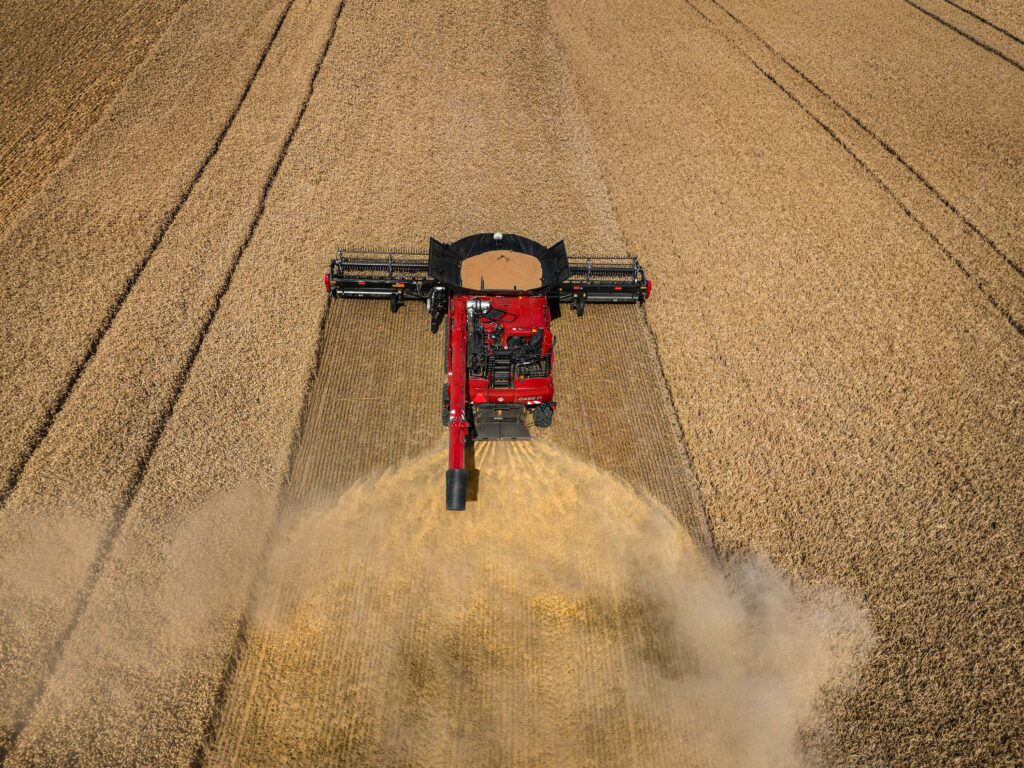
[0,0,1020,766]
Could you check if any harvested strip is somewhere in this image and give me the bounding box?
[278,301,711,550]
[0,0,288,501]
[715,0,1024,277]
[0,0,185,229]
[551,0,1024,764]
[541,306,712,552]
[280,300,439,507]
[0,0,342,754]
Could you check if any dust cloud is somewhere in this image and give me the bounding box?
[212,441,872,767]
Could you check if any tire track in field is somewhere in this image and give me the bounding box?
[0,2,346,761]
[0,0,295,509]
[687,0,1024,337]
[899,0,1024,71]
[939,0,1024,44]
[706,0,1024,281]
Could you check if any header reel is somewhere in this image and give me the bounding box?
[325,246,652,319]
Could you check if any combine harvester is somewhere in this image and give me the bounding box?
[325,233,651,509]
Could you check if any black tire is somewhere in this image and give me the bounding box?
[390,292,400,313]
[533,403,554,428]
[441,384,450,426]
[575,294,585,317]
[446,469,468,511]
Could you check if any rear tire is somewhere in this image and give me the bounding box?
[390,292,400,313]
[533,403,554,428]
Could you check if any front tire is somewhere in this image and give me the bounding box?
[575,293,586,317]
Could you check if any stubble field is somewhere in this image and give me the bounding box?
[0,0,1020,766]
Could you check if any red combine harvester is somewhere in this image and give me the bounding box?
[325,232,651,510]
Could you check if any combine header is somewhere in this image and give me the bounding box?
[325,232,651,510]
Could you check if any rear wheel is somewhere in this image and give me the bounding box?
[441,384,450,426]
[390,292,400,313]
[533,403,554,428]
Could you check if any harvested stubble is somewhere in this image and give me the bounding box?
[0,0,343,754]
[0,0,289,502]
[208,442,868,768]
[551,0,1024,765]
[0,0,184,229]
[286,300,711,551]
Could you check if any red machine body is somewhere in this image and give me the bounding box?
[444,294,556,489]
